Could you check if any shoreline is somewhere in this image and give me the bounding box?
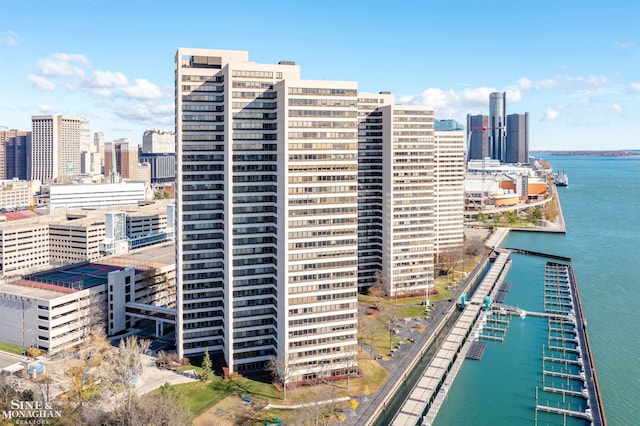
[356,183,608,425]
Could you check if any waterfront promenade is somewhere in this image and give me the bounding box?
[391,250,512,425]
[345,253,492,426]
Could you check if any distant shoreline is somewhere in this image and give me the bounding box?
[531,150,639,157]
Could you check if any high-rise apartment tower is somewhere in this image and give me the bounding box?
[175,48,359,381]
[433,121,465,258]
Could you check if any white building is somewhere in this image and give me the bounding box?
[433,126,465,257]
[175,48,358,381]
[0,221,50,278]
[0,200,175,277]
[142,130,175,154]
[48,181,146,209]
[356,94,437,298]
[0,179,39,209]
[80,151,101,175]
[381,105,435,297]
[175,48,465,381]
[31,115,85,182]
[0,242,176,354]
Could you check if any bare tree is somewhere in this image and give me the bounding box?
[97,385,192,426]
[105,335,151,411]
[380,311,400,350]
[35,372,54,405]
[266,355,293,401]
[78,290,107,338]
[361,318,378,359]
[436,246,463,278]
[301,380,339,426]
[343,349,359,389]
[367,284,384,310]
[374,271,391,297]
[0,375,14,408]
[63,330,112,407]
[464,235,486,257]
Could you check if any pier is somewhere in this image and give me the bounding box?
[535,262,606,425]
[535,403,594,421]
[390,250,512,426]
[503,247,572,262]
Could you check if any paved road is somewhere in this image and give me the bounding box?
[0,351,26,370]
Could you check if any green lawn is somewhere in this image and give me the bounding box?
[174,364,203,374]
[227,374,281,401]
[174,381,228,415]
[175,373,281,416]
[0,341,26,355]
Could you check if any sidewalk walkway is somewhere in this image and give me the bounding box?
[134,354,198,395]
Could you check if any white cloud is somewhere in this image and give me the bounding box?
[121,78,164,100]
[90,88,114,97]
[400,86,497,119]
[112,101,174,125]
[627,82,640,93]
[90,70,129,88]
[27,74,56,91]
[34,104,56,113]
[36,53,89,78]
[505,87,523,102]
[516,78,532,91]
[541,107,561,121]
[82,70,129,97]
[615,41,636,49]
[520,75,609,93]
[572,75,609,88]
[393,70,624,127]
[27,52,173,129]
[1,30,24,46]
[398,84,528,120]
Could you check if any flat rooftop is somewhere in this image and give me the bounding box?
[25,263,122,290]
[100,241,175,269]
[0,280,73,300]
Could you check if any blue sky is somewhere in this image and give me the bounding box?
[1,0,638,150]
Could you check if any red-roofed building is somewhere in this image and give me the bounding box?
[0,210,42,221]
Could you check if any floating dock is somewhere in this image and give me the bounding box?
[535,262,606,426]
[465,341,486,360]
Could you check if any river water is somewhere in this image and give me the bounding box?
[434,156,640,425]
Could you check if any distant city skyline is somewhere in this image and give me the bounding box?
[1,0,638,150]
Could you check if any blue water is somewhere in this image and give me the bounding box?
[435,156,640,425]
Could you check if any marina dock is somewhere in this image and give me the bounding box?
[390,250,512,426]
[385,257,605,426]
[534,262,606,425]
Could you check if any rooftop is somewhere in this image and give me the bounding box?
[100,241,175,270]
[0,279,75,300]
[24,263,122,290]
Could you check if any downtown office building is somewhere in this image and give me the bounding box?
[175,48,459,381]
[30,115,89,182]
